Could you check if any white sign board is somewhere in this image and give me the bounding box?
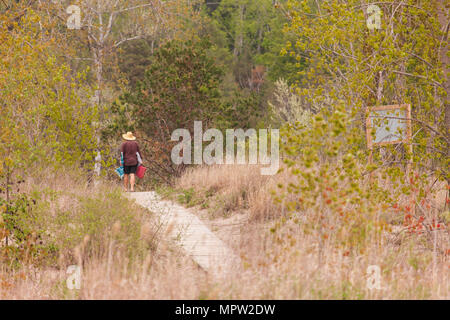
[366,104,412,147]
[370,108,407,144]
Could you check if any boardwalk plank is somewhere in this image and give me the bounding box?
[128,191,240,277]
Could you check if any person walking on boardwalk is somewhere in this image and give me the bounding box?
[120,132,143,192]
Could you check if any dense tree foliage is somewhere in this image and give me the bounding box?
[109,39,224,179]
[0,10,99,174]
[281,0,448,180]
[207,0,301,84]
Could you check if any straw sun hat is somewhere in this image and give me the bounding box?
[122,131,136,141]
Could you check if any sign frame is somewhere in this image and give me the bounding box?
[366,104,413,175]
[366,104,414,215]
[366,104,412,149]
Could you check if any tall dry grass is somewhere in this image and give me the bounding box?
[173,164,449,299]
[0,168,226,299]
[2,221,448,299]
[176,165,294,220]
[1,165,448,299]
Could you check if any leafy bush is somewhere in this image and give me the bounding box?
[269,78,313,126]
[0,170,156,270]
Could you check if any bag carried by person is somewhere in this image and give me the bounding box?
[135,151,146,179]
[116,153,125,179]
[136,165,146,179]
[116,166,124,179]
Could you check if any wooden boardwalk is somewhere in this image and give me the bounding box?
[128,191,240,278]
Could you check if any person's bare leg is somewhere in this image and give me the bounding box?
[123,174,129,192]
[130,174,135,192]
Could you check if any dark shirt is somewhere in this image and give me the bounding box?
[120,141,141,166]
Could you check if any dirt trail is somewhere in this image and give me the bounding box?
[128,191,241,278]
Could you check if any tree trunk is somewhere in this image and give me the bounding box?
[437,1,449,183]
[93,48,104,106]
[256,26,263,55]
[93,47,104,176]
[233,2,245,57]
